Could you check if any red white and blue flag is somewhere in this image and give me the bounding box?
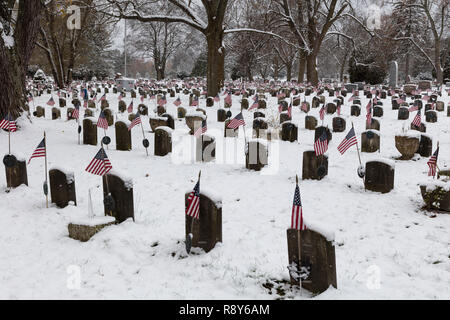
[97,110,108,130]
[186,179,200,219]
[85,147,112,176]
[0,115,17,132]
[227,112,245,129]
[174,97,181,106]
[28,137,46,164]
[47,97,55,106]
[291,184,305,230]
[412,109,421,127]
[314,131,328,156]
[337,127,357,155]
[427,147,439,177]
[194,119,207,138]
[128,112,141,131]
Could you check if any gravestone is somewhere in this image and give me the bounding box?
[258,99,267,109]
[254,111,265,119]
[326,103,337,114]
[418,134,432,157]
[138,104,148,115]
[4,155,28,188]
[103,173,134,223]
[185,114,206,135]
[279,112,291,124]
[118,100,126,113]
[302,150,328,180]
[149,116,169,132]
[435,101,444,112]
[177,107,187,118]
[68,216,115,242]
[361,130,380,153]
[154,127,173,156]
[51,108,61,120]
[115,121,132,151]
[398,107,409,120]
[350,105,361,116]
[67,108,75,120]
[411,122,426,132]
[332,117,346,132]
[35,106,45,118]
[314,126,332,142]
[287,228,337,294]
[59,98,66,108]
[83,118,97,146]
[245,140,268,171]
[49,168,76,208]
[217,109,227,122]
[161,113,175,129]
[101,100,109,110]
[241,98,249,110]
[281,121,298,142]
[425,110,437,123]
[364,160,395,193]
[196,134,216,162]
[389,61,398,88]
[253,118,268,138]
[305,115,317,130]
[366,118,380,131]
[395,134,420,160]
[84,109,93,117]
[373,106,383,117]
[185,192,222,253]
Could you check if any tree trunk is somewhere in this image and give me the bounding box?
[339,51,348,82]
[206,30,224,97]
[298,51,306,83]
[286,64,292,82]
[0,0,43,118]
[434,40,443,85]
[306,54,319,86]
[405,52,410,83]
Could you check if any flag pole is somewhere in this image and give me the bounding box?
[189,170,201,249]
[140,120,148,156]
[44,131,48,208]
[295,174,303,296]
[352,122,365,190]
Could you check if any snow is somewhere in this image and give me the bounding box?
[69,215,116,227]
[49,166,75,184]
[1,84,449,300]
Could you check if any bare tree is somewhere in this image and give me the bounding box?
[0,0,44,118]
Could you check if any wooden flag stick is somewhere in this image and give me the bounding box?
[44,131,49,208]
[351,122,366,191]
[295,174,302,295]
[140,121,149,156]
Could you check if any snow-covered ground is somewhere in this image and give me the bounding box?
[0,86,449,299]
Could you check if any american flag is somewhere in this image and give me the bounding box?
[158,96,167,106]
[100,94,106,101]
[396,97,405,104]
[83,100,88,108]
[174,97,181,106]
[97,110,108,129]
[427,147,439,177]
[411,109,421,127]
[287,104,292,118]
[249,96,258,110]
[194,119,207,138]
[337,127,357,155]
[291,184,305,230]
[127,101,133,113]
[85,147,112,176]
[186,179,200,219]
[422,95,430,101]
[128,112,141,131]
[140,95,144,103]
[72,104,80,119]
[47,97,55,106]
[314,131,328,155]
[28,137,46,164]
[277,92,285,99]
[224,93,232,106]
[28,94,34,102]
[227,112,245,129]
[118,93,123,101]
[348,94,355,102]
[408,103,419,112]
[337,104,341,116]
[366,100,372,125]
[0,115,17,132]
[319,105,325,120]
[214,94,220,102]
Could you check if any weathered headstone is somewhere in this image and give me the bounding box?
[389,61,398,88]
[287,228,337,294]
[49,168,76,208]
[302,150,328,180]
[418,134,432,157]
[364,160,395,193]
[4,155,28,188]
[351,105,361,116]
[115,121,132,151]
[305,115,317,130]
[245,140,268,171]
[395,134,420,160]
[281,121,298,142]
[425,110,437,123]
[83,118,97,146]
[103,173,134,223]
[154,126,173,156]
[185,192,222,253]
[361,130,380,153]
[332,117,346,132]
